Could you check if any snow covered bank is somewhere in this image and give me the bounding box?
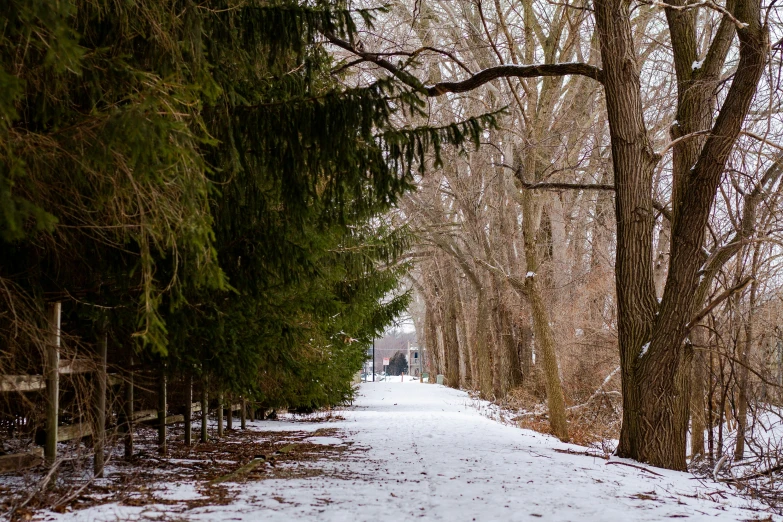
[42,382,775,521]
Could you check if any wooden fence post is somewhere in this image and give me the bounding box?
[158,369,167,454]
[217,391,224,437]
[227,393,233,431]
[123,354,134,460]
[184,373,192,446]
[200,383,208,443]
[94,328,107,477]
[241,396,247,429]
[45,302,61,467]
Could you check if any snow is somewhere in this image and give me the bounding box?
[639,342,650,359]
[692,59,704,70]
[304,436,344,445]
[526,271,536,278]
[45,382,775,521]
[155,482,205,501]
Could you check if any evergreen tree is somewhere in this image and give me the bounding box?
[0,0,495,409]
[387,351,408,376]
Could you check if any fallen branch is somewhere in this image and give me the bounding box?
[606,460,664,477]
[553,448,609,460]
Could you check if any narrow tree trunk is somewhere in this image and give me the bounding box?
[455,276,473,388]
[653,220,671,300]
[444,288,461,389]
[474,289,495,399]
[735,256,758,460]
[217,391,224,437]
[518,323,533,386]
[227,394,233,431]
[241,396,247,429]
[200,384,208,443]
[689,325,707,459]
[500,299,523,392]
[521,191,568,440]
[488,283,503,399]
[707,337,715,464]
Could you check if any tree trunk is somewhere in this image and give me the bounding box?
[521,191,568,440]
[500,298,523,393]
[217,391,224,438]
[519,323,533,386]
[474,288,495,399]
[735,250,759,460]
[595,0,767,469]
[444,280,461,389]
[201,384,208,443]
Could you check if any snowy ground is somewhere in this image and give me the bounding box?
[42,382,776,521]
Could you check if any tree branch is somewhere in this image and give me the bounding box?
[516,179,615,191]
[325,34,604,97]
[649,0,749,29]
[509,166,614,191]
[474,258,529,297]
[653,200,672,222]
[657,130,713,156]
[687,276,754,330]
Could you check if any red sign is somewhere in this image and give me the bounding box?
[383,357,390,366]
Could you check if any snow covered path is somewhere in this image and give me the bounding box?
[52,382,773,521]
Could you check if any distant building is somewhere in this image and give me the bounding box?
[406,343,422,376]
[372,330,417,373]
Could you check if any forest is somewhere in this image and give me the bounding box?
[2,0,783,517]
